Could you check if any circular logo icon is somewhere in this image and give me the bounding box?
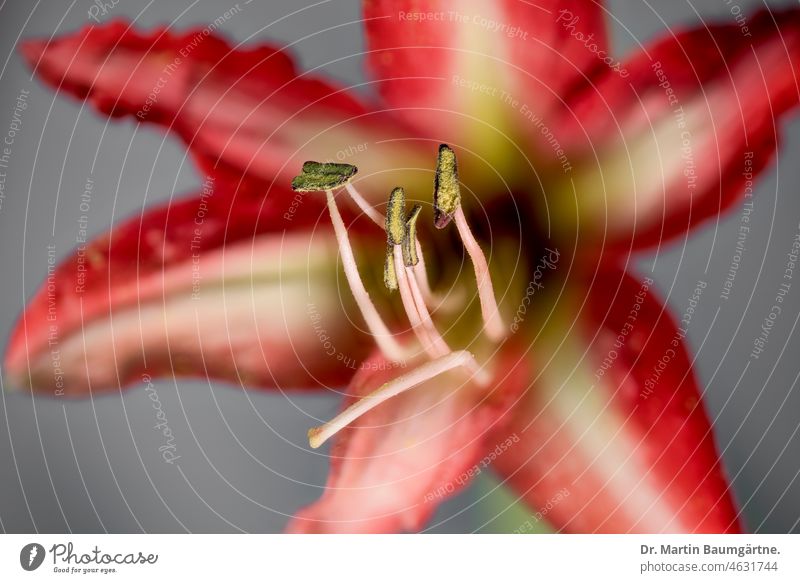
[20,543,46,571]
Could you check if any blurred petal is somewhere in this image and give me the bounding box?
[549,8,800,250]
[363,0,609,189]
[5,183,374,395]
[287,350,522,533]
[21,21,427,197]
[491,268,741,533]
[363,0,609,149]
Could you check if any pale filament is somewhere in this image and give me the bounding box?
[392,245,450,359]
[345,182,384,228]
[411,239,447,310]
[453,206,506,342]
[345,182,438,309]
[325,189,408,361]
[309,186,496,449]
[308,350,479,449]
[404,262,452,357]
[412,239,433,297]
[399,247,490,387]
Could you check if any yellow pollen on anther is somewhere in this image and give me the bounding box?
[433,144,460,229]
[403,204,422,266]
[386,187,406,245]
[384,247,398,291]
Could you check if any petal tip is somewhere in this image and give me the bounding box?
[19,39,48,68]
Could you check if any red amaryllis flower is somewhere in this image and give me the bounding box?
[9,1,800,533]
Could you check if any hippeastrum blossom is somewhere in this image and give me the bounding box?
[8,1,800,532]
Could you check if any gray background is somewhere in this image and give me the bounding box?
[0,0,799,533]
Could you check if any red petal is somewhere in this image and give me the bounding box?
[21,22,427,197]
[549,8,800,250]
[4,182,375,395]
[363,1,609,145]
[491,268,741,533]
[287,350,523,533]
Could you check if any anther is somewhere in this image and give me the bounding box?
[433,144,460,229]
[403,204,422,266]
[383,187,407,292]
[386,187,406,245]
[292,161,358,192]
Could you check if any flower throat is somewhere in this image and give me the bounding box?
[291,145,506,448]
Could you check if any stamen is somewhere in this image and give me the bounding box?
[324,189,408,361]
[308,350,481,449]
[432,144,505,341]
[393,244,450,359]
[454,206,506,341]
[344,182,441,310]
[292,161,357,192]
[383,190,446,359]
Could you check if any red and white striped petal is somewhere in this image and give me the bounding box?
[548,8,800,250]
[491,268,741,533]
[363,0,609,139]
[5,183,374,395]
[21,22,427,198]
[287,350,520,533]
[362,0,609,184]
